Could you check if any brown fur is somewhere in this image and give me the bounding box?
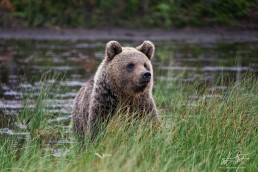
[72,40,158,139]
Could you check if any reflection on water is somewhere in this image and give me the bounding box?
[0,40,258,143]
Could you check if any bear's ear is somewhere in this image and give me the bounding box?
[136,40,155,60]
[105,41,122,61]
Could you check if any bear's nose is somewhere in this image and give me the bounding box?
[141,72,151,80]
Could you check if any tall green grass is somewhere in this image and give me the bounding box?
[0,75,257,172]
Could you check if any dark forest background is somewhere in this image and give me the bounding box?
[0,0,258,28]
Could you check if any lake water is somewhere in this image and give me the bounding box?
[0,39,257,142]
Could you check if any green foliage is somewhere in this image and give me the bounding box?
[1,0,257,27]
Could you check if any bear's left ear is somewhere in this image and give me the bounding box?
[136,40,155,60]
[105,41,122,61]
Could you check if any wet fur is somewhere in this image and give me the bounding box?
[72,41,158,140]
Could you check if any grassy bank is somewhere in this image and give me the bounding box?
[0,75,257,172]
[1,0,258,28]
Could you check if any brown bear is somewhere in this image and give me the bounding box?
[72,40,158,140]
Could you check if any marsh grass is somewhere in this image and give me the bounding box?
[0,74,257,172]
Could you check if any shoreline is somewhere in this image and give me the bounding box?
[1,27,258,43]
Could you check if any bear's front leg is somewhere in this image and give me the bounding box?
[87,97,116,140]
[87,106,106,141]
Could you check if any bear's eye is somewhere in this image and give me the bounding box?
[144,63,149,70]
[126,63,135,72]
[127,63,135,69]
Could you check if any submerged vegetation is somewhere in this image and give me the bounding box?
[0,74,257,171]
[1,0,258,27]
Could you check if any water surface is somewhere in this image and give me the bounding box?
[0,39,257,141]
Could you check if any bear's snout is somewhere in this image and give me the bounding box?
[140,71,151,83]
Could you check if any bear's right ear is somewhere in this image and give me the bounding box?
[105,41,122,61]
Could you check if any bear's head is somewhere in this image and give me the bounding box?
[103,40,155,96]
